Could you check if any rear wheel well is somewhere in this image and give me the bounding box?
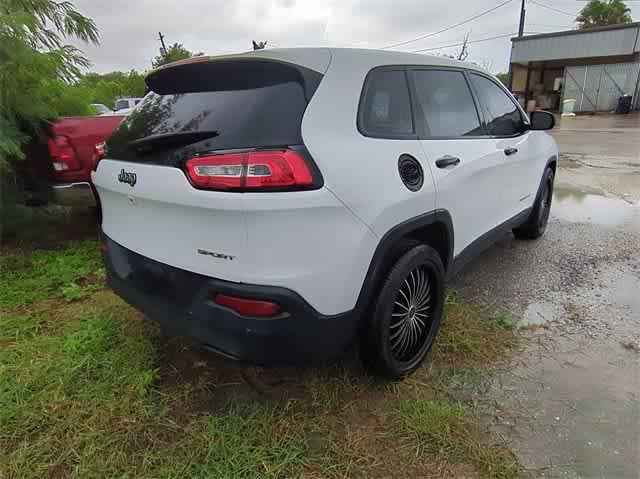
[405,222,451,272]
[355,215,453,317]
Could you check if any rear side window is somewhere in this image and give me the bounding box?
[411,70,483,138]
[358,69,415,138]
[469,74,525,136]
[106,60,323,165]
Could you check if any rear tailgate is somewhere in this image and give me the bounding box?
[94,159,246,280]
[93,56,325,281]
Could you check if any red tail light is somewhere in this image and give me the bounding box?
[92,142,106,171]
[48,135,80,171]
[186,150,314,191]
[213,294,281,317]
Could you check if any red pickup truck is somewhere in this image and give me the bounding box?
[25,115,123,205]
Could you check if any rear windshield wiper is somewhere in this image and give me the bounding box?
[129,130,219,152]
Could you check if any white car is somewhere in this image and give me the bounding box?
[91,103,112,115]
[113,97,143,112]
[93,48,557,378]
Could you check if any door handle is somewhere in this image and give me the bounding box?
[504,147,518,156]
[435,155,461,168]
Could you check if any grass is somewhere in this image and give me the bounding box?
[0,240,104,308]
[433,295,520,368]
[0,239,526,478]
[393,399,520,479]
[154,405,308,478]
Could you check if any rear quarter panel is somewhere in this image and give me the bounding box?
[301,51,439,311]
[301,51,438,236]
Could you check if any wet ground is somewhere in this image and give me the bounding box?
[551,113,640,161]
[452,113,640,478]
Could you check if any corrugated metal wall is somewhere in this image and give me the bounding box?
[511,24,640,63]
[563,62,640,112]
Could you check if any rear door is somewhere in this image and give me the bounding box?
[410,68,503,256]
[92,59,324,281]
[467,73,538,220]
[355,67,436,232]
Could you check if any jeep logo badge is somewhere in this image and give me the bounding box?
[118,168,137,187]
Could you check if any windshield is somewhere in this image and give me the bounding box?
[92,104,111,114]
[114,99,130,111]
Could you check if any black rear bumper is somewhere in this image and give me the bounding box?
[102,235,359,365]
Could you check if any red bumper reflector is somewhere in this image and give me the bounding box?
[213,294,281,317]
[99,241,108,253]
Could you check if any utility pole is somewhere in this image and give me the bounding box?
[509,0,526,91]
[517,0,526,37]
[158,31,167,55]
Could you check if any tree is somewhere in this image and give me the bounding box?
[576,0,632,29]
[78,70,146,108]
[496,72,509,87]
[152,42,203,69]
[0,0,98,166]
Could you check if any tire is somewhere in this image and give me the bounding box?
[361,244,445,379]
[513,167,554,240]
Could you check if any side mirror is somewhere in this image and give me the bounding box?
[530,111,555,130]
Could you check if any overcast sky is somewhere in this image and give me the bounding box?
[72,0,639,74]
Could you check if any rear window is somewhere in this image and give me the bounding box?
[106,60,323,165]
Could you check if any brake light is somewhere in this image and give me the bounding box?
[185,150,314,191]
[92,142,106,171]
[48,135,80,171]
[213,294,281,317]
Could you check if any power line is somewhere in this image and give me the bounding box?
[380,0,513,50]
[529,0,576,18]
[411,32,516,53]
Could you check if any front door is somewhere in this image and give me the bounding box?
[467,72,540,221]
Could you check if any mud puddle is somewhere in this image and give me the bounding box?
[552,187,640,231]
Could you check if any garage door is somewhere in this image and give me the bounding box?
[563,62,640,112]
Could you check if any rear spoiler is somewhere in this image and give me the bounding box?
[145,57,322,101]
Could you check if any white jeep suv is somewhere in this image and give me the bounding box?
[93,48,557,378]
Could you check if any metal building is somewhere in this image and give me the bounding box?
[509,22,640,113]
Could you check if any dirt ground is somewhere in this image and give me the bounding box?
[452,112,640,478]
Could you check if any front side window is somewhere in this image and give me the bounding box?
[469,74,526,136]
[411,70,483,137]
[359,69,414,137]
